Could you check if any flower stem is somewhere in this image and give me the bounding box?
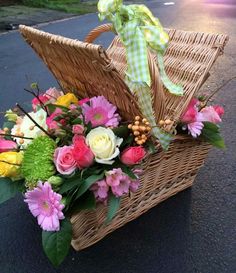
[0,160,21,166]
[205,76,236,105]
[24,88,49,116]
[16,103,52,138]
[0,133,33,140]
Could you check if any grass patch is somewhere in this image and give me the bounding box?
[22,0,98,14]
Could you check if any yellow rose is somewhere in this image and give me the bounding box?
[0,152,23,178]
[55,93,78,108]
[86,127,123,165]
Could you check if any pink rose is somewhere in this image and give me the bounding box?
[181,98,199,123]
[213,105,224,117]
[72,124,84,135]
[121,146,146,165]
[54,146,77,175]
[79,98,90,106]
[0,139,17,152]
[72,135,94,169]
[46,108,63,130]
[200,106,222,123]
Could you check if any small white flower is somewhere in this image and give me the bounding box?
[11,108,48,148]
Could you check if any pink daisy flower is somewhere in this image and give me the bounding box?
[82,96,120,128]
[187,121,204,138]
[24,182,65,231]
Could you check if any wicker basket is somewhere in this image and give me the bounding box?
[19,24,228,251]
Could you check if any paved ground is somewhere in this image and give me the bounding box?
[0,5,75,33]
[0,0,236,272]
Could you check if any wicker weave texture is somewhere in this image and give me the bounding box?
[71,138,211,251]
[19,24,228,124]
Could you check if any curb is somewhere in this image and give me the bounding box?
[0,12,97,36]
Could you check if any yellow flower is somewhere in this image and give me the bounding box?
[55,93,78,108]
[0,152,23,178]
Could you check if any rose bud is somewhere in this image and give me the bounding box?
[72,124,84,135]
[120,146,146,165]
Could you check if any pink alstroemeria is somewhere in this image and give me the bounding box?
[90,179,109,204]
[106,168,130,197]
[44,87,63,101]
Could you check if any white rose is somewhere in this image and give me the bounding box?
[11,108,48,148]
[86,127,123,165]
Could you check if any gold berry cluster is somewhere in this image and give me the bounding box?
[128,116,151,145]
[158,119,172,129]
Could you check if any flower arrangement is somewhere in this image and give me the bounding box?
[0,85,225,266]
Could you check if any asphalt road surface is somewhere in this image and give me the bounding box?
[0,0,235,272]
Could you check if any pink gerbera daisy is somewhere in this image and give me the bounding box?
[187,121,204,138]
[82,96,120,128]
[24,182,65,231]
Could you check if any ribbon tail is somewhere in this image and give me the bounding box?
[128,82,172,150]
[157,53,184,96]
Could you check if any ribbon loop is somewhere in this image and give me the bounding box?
[98,0,183,149]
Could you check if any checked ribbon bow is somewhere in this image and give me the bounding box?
[98,0,183,150]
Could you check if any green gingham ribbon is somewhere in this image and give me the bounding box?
[98,0,183,149]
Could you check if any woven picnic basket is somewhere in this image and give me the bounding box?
[19,23,228,251]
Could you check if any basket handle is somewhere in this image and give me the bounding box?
[84,23,114,43]
[84,23,167,127]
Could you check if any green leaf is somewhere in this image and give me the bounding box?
[112,126,130,138]
[120,134,134,148]
[120,164,137,179]
[201,122,225,149]
[72,117,82,125]
[145,140,157,154]
[0,177,21,204]
[46,103,68,114]
[69,191,96,215]
[42,218,72,267]
[30,82,38,89]
[76,172,104,198]
[106,193,120,224]
[59,177,82,194]
[85,121,92,134]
